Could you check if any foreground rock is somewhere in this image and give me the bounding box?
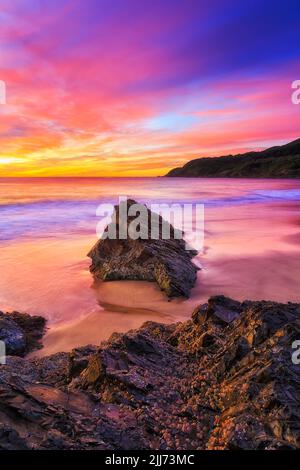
[88,199,199,298]
[0,311,46,356]
[0,296,299,450]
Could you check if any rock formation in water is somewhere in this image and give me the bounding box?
[88,199,199,298]
[166,138,300,178]
[0,296,299,450]
[0,311,46,356]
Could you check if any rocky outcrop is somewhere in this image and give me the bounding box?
[0,296,299,450]
[0,311,46,356]
[88,199,199,298]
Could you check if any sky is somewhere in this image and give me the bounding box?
[0,0,299,177]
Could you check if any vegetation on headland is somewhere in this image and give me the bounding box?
[166,138,300,178]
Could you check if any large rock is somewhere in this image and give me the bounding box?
[0,296,299,450]
[0,311,46,356]
[0,314,25,356]
[88,199,199,298]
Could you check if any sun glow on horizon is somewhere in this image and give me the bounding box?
[0,0,299,177]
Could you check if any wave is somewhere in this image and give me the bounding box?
[1,188,300,242]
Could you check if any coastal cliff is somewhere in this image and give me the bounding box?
[166,138,300,178]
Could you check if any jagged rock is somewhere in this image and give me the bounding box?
[192,295,241,326]
[88,199,199,298]
[0,311,46,356]
[67,345,96,381]
[198,332,216,347]
[77,330,174,394]
[0,297,299,450]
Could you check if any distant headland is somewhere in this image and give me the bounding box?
[166,138,300,178]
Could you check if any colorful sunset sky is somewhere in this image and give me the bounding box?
[0,0,299,176]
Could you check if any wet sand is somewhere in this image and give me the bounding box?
[23,201,300,356]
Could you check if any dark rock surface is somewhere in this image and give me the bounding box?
[0,296,299,450]
[88,199,199,298]
[166,137,300,178]
[0,311,46,356]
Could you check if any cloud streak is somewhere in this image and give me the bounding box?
[0,0,299,176]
